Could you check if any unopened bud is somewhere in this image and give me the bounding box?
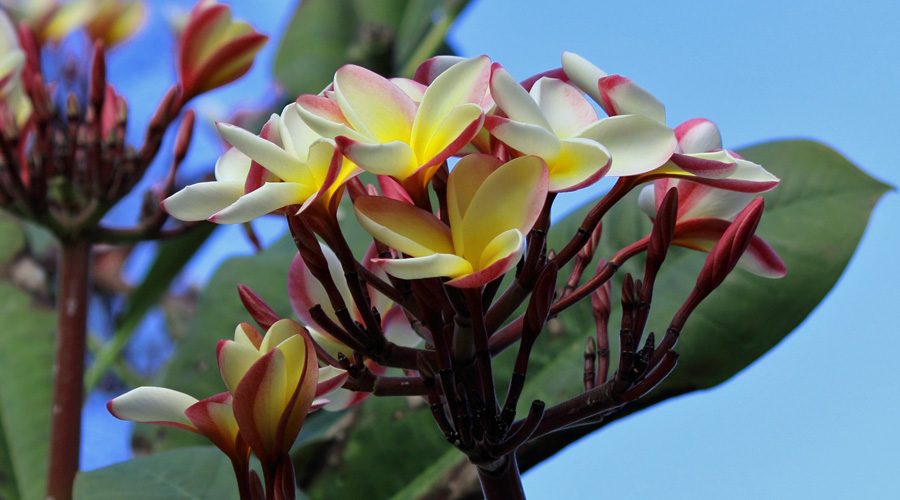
[173,109,195,164]
[237,284,280,331]
[90,41,107,112]
[672,198,766,330]
[524,262,558,339]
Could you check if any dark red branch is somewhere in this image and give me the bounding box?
[46,239,91,500]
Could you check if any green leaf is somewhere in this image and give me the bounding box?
[0,214,25,263]
[499,139,893,476]
[597,139,893,393]
[272,0,472,95]
[395,0,472,78]
[73,447,239,500]
[85,224,217,392]
[296,398,449,500]
[273,0,365,96]
[0,216,56,500]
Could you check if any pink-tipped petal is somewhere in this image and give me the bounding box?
[208,182,313,224]
[334,65,416,143]
[217,337,262,394]
[279,103,321,160]
[739,235,787,278]
[669,151,737,178]
[183,393,243,459]
[287,244,353,328]
[231,349,287,461]
[411,55,490,156]
[520,67,569,92]
[217,122,308,184]
[234,322,264,349]
[375,253,473,281]
[693,157,780,193]
[337,137,419,178]
[413,55,467,84]
[677,183,755,221]
[483,115,561,160]
[381,305,421,347]
[547,138,611,192]
[561,51,608,105]
[294,97,370,143]
[531,77,599,138]
[477,228,525,271]
[107,387,198,432]
[390,77,428,102]
[419,103,484,167]
[354,196,455,257]
[597,75,666,123]
[673,218,786,278]
[377,175,414,203]
[580,114,676,177]
[214,147,252,182]
[457,155,548,263]
[315,366,348,397]
[675,118,722,153]
[445,242,524,288]
[490,65,552,131]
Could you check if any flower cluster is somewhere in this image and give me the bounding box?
[164,51,785,287]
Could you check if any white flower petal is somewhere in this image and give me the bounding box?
[209,182,312,224]
[162,181,245,221]
[108,387,198,429]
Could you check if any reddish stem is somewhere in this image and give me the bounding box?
[46,238,91,500]
[476,453,526,500]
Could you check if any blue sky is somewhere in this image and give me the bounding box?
[87,1,900,498]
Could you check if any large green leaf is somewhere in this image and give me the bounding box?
[272,0,472,96]
[73,447,239,500]
[506,139,892,477]
[0,216,55,500]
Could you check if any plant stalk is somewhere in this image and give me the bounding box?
[46,238,91,500]
[477,453,526,500]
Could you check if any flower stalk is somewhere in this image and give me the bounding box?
[46,238,91,500]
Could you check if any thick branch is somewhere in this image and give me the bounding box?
[46,238,91,500]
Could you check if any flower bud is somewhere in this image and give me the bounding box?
[177,0,268,100]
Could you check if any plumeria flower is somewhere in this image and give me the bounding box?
[295,55,491,203]
[562,51,666,124]
[108,388,249,468]
[176,0,268,101]
[109,320,347,472]
[84,0,147,48]
[162,102,357,224]
[34,0,146,46]
[561,53,778,192]
[0,9,31,127]
[354,154,549,288]
[641,117,781,197]
[216,319,346,467]
[487,63,676,189]
[288,243,420,410]
[637,120,786,278]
